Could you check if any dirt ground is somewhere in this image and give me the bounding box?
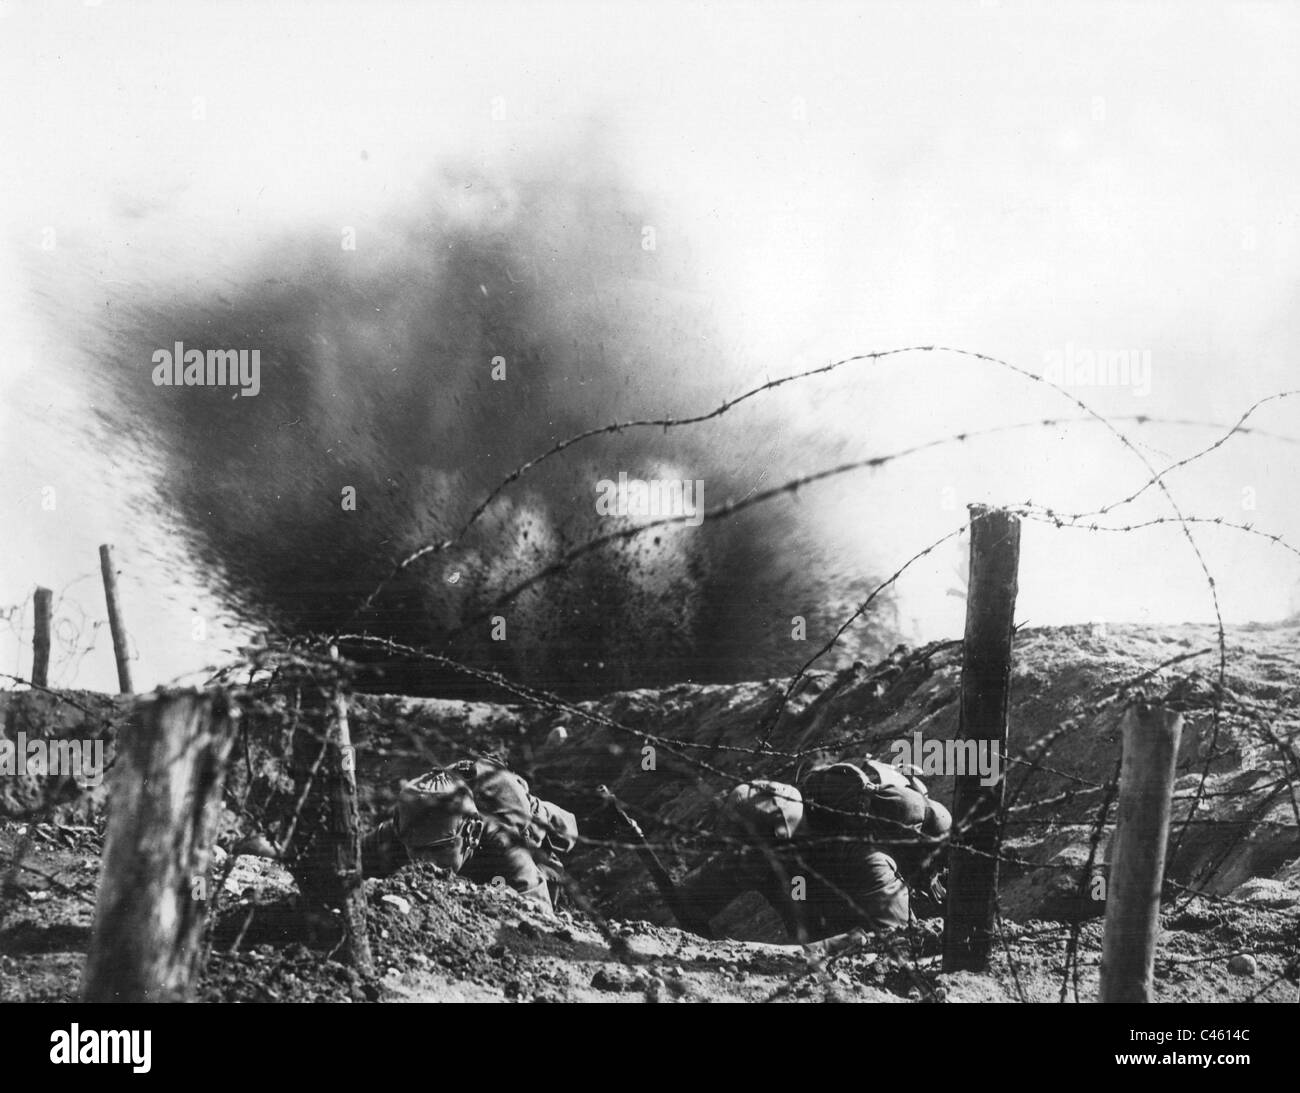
[2,622,1299,1003]
[2,821,1295,1003]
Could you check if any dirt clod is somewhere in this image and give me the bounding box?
[1228,953,1257,976]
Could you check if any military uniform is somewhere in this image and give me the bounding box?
[677,761,950,942]
[361,758,577,913]
[449,757,577,910]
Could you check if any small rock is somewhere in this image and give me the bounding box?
[591,965,637,992]
[1228,954,1257,976]
[380,894,412,915]
[546,726,568,747]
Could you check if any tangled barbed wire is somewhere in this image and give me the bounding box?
[6,342,1299,1002]
[322,343,1297,1000]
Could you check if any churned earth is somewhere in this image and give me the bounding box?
[1,622,1298,1002]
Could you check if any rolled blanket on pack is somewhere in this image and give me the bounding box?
[394,769,483,872]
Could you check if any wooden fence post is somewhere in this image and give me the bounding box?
[98,544,133,694]
[81,690,238,1002]
[283,651,372,973]
[32,586,52,688]
[1099,702,1184,1003]
[943,504,1021,972]
[328,647,372,972]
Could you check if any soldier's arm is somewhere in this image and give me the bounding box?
[531,798,578,858]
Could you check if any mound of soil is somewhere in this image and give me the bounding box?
[3,622,1299,1002]
[339,622,1300,938]
[3,819,1296,1002]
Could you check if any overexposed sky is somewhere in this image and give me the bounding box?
[2,0,1299,691]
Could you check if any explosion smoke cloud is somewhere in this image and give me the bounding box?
[82,146,896,697]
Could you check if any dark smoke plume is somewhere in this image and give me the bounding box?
[87,145,897,698]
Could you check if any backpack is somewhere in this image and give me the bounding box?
[800,762,927,839]
[394,769,484,867]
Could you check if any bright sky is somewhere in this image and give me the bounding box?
[2,0,1299,691]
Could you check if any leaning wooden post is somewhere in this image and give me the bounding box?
[1099,703,1183,1003]
[283,650,372,973]
[31,586,52,688]
[98,544,133,694]
[327,646,372,972]
[81,690,238,1002]
[943,504,1021,972]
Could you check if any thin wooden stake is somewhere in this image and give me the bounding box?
[943,504,1021,972]
[98,544,133,694]
[328,646,372,972]
[81,690,238,1002]
[32,586,52,688]
[1099,703,1183,1003]
[283,651,372,973]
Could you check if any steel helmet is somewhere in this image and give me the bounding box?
[718,780,804,842]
